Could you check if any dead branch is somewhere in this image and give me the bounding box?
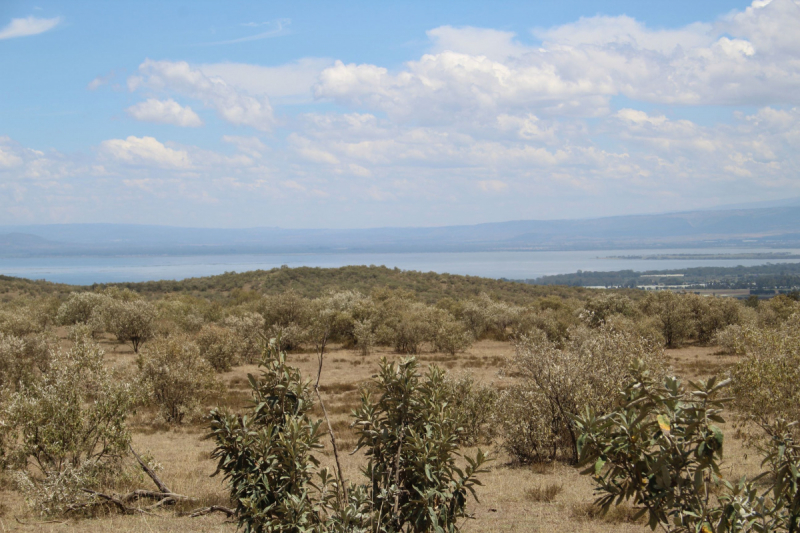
[78,489,156,516]
[130,445,171,494]
[120,489,193,504]
[183,505,236,518]
[15,517,67,525]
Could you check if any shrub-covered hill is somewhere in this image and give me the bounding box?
[85,265,622,304]
[0,274,75,299]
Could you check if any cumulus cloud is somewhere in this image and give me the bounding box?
[0,16,60,40]
[0,145,23,169]
[427,26,527,61]
[126,98,203,127]
[100,136,191,168]
[4,1,800,226]
[129,59,275,131]
[314,0,800,125]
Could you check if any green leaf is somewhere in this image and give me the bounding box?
[595,457,606,476]
[657,414,671,437]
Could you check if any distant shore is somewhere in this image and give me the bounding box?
[604,252,800,260]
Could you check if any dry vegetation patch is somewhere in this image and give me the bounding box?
[1,273,798,531]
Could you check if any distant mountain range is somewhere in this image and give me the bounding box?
[2,204,800,257]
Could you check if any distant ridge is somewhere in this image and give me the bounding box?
[1,205,799,257]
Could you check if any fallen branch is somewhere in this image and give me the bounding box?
[120,489,193,504]
[183,505,236,518]
[78,489,156,516]
[16,517,67,525]
[130,446,171,494]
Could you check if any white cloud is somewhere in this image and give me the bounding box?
[0,146,23,169]
[314,53,615,124]
[4,2,800,226]
[198,58,333,103]
[100,136,191,168]
[427,26,527,61]
[129,59,275,131]
[616,109,668,127]
[126,98,203,127]
[0,16,60,40]
[478,180,509,192]
[533,15,713,54]
[87,71,116,91]
[222,135,266,158]
[314,0,800,125]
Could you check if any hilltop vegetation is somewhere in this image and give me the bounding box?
[89,265,607,304]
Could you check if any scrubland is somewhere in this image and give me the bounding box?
[0,267,798,532]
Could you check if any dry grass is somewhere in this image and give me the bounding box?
[1,337,762,533]
[525,482,563,503]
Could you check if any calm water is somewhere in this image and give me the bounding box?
[1,247,799,285]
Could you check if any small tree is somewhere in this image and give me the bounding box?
[441,373,497,446]
[640,291,694,348]
[0,332,50,391]
[580,293,636,328]
[2,336,134,514]
[196,324,240,372]
[136,335,218,423]
[104,299,156,353]
[353,318,375,356]
[432,317,473,356]
[56,292,109,327]
[223,312,266,363]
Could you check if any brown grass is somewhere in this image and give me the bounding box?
[525,482,563,503]
[2,337,761,533]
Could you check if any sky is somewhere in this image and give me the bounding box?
[1,0,799,229]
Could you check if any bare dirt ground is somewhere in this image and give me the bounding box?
[0,338,757,533]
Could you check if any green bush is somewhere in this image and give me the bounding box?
[208,342,327,532]
[432,315,473,356]
[353,318,375,356]
[0,332,51,391]
[352,358,490,532]
[196,324,240,372]
[576,367,800,533]
[209,346,489,533]
[575,368,732,532]
[441,373,497,446]
[136,335,219,423]
[103,299,157,353]
[223,311,266,363]
[731,314,800,436]
[56,292,109,327]
[498,325,665,464]
[2,336,134,514]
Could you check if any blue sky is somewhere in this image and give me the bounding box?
[1,0,798,228]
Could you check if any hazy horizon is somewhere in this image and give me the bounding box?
[2,0,799,229]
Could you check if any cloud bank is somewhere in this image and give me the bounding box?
[2,0,799,227]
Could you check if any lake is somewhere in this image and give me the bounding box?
[2,247,800,285]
